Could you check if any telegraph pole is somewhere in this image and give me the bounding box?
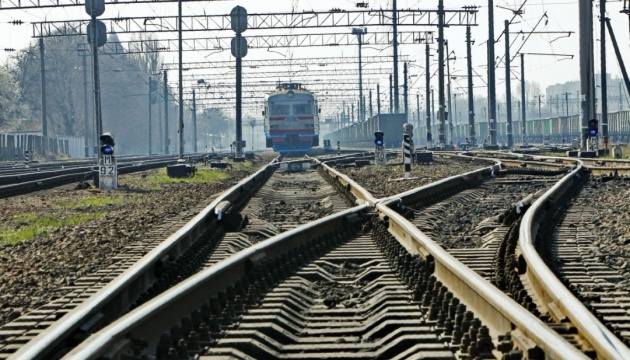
[466,26,476,147]
[488,0,498,146]
[505,20,513,147]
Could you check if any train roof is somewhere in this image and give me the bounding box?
[267,82,315,97]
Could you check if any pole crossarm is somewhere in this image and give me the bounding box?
[34,9,477,37]
[162,55,409,70]
[75,32,433,55]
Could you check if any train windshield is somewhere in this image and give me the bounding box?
[271,104,290,116]
[293,102,312,115]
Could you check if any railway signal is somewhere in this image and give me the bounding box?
[374,131,384,146]
[374,131,387,165]
[588,119,598,137]
[98,132,117,190]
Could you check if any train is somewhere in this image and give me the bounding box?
[327,110,630,148]
[263,83,320,153]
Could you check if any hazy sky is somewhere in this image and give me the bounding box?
[0,0,628,116]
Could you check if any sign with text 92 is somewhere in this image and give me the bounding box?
[99,155,118,189]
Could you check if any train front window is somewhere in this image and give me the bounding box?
[271,104,290,116]
[293,102,312,115]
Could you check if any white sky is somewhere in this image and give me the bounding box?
[0,0,628,116]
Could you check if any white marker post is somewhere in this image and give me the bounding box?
[403,134,412,178]
[99,154,118,189]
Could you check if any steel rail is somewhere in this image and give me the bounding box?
[519,159,630,359]
[375,198,586,359]
[8,157,279,360]
[316,157,378,206]
[62,204,371,359]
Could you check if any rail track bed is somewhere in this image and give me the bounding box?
[538,176,630,347]
[0,160,352,358]
[407,173,561,271]
[335,154,495,199]
[203,223,491,359]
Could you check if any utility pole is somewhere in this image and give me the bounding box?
[392,0,400,113]
[39,38,48,138]
[178,0,184,158]
[467,26,476,147]
[564,92,569,116]
[389,74,393,113]
[158,79,163,153]
[164,70,169,154]
[538,95,542,119]
[353,27,366,122]
[505,20,513,147]
[149,76,153,154]
[438,0,446,147]
[579,0,594,149]
[446,40,453,145]
[369,90,373,118]
[488,0,498,146]
[82,54,89,157]
[377,84,381,115]
[521,54,526,143]
[416,93,420,132]
[431,87,435,128]
[403,61,408,120]
[426,43,431,144]
[192,89,197,152]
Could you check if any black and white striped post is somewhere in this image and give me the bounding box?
[337,141,341,155]
[403,134,412,178]
[24,150,30,165]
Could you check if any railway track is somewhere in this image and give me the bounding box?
[4,152,630,359]
[0,154,231,198]
[523,168,630,357]
[0,155,360,359]
[59,164,584,359]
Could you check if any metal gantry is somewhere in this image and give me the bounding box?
[33,9,477,37]
[75,32,434,55]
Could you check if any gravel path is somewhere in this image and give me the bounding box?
[0,154,276,326]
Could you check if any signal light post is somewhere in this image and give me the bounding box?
[374,131,387,165]
[587,119,599,152]
[98,132,117,190]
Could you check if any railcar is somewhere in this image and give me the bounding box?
[263,83,320,153]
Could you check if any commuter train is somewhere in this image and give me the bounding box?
[329,110,630,148]
[264,83,320,153]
